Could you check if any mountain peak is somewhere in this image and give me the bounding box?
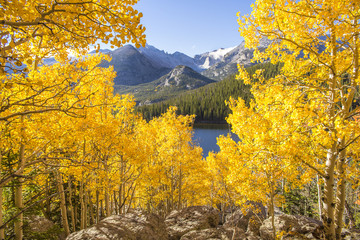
[201,39,272,80]
[194,46,237,70]
[160,65,215,89]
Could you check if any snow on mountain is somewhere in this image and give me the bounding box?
[194,46,236,69]
[201,38,272,80]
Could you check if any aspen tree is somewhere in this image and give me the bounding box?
[236,1,360,239]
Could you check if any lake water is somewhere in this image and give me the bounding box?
[193,124,236,158]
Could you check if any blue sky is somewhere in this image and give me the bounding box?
[134,0,255,57]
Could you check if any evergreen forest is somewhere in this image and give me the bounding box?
[136,62,282,122]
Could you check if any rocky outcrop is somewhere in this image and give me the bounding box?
[180,227,245,240]
[65,205,360,240]
[223,202,266,235]
[66,210,167,240]
[159,65,215,89]
[259,214,323,240]
[24,215,65,240]
[343,228,360,240]
[26,215,55,234]
[165,206,220,240]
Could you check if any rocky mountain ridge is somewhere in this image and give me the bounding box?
[100,45,171,86]
[158,65,215,89]
[201,38,272,80]
[99,39,271,87]
[115,65,215,104]
[138,44,202,72]
[194,46,236,70]
[41,41,272,103]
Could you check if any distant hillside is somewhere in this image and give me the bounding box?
[136,62,282,123]
[100,45,171,85]
[115,65,215,104]
[138,44,202,72]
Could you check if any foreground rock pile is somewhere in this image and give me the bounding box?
[66,205,360,240]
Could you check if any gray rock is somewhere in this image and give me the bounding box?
[344,228,360,240]
[26,215,55,233]
[180,227,245,240]
[259,214,323,240]
[223,202,266,236]
[165,206,220,240]
[24,215,65,240]
[66,209,167,240]
[246,234,261,240]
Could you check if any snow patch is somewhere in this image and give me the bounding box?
[197,46,236,69]
[208,46,236,60]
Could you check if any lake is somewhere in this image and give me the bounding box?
[193,124,237,158]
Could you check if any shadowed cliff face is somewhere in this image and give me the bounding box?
[101,45,171,86]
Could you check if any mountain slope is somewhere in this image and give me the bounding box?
[157,65,215,89]
[202,38,272,80]
[115,65,215,104]
[138,44,202,72]
[194,46,236,69]
[101,45,171,85]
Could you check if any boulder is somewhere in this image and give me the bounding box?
[246,235,261,240]
[66,209,167,240]
[24,215,65,240]
[259,214,323,240]
[165,206,220,240]
[180,227,246,240]
[26,215,55,233]
[223,202,266,236]
[343,228,360,240]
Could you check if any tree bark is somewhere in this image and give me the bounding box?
[126,183,137,214]
[0,187,3,240]
[45,178,51,220]
[104,159,111,217]
[119,156,124,214]
[84,188,88,228]
[88,191,94,225]
[269,182,276,239]
[322,26,337,240]
[74,204,78,230]
[68,177,76,232]
[14,121,25,240]
[323,146,336,240]
[110,192,113,216]
[113,191,118,215]
[316,174,322,221]
[178,168,182,210]
[80,179,85,230]
[0,153,4,240]
[100,200,103,218]
[335,141,346,239]
[57,171,70,236]
[96,190,99,223]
